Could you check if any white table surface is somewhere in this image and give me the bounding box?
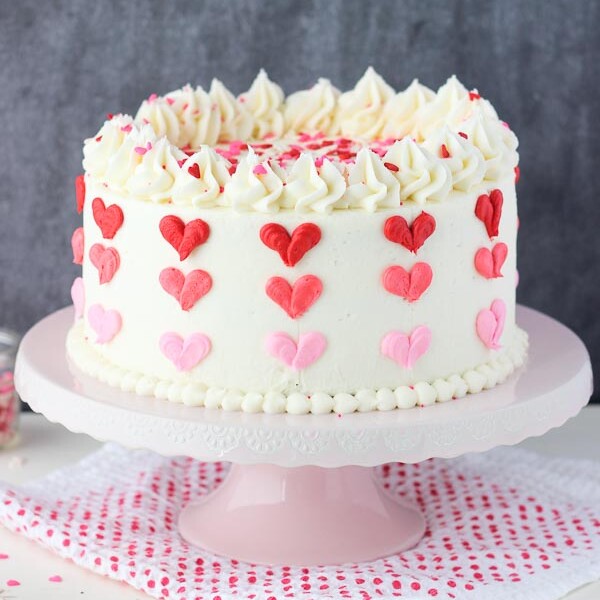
[0,409,598,600]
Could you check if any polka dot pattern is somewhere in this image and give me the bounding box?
[0,444,599,599]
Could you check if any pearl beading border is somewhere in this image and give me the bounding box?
[66,322,528,415]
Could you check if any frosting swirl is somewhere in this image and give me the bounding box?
[282,154,346,213]
[164,85,221,148]
[384,138,452,203]
[209,79,253,142]
[455,112,515,180]
[284,78,340,134]
[346,148,400,211]
[103,124,157,189]
[381,79,435,139]
[423,127,486,192]
[224,149,283,212]
[335,67,394,139]
[172,146,231,207]
[126,138,184,202]
[135,96,181,146]
[82,114,134,179]
[239,70,284,139]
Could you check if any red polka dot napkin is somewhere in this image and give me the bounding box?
[1,444,599,599]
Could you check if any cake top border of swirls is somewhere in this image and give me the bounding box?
[82,68,519,213]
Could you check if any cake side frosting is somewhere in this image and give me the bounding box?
[68,68,526,414]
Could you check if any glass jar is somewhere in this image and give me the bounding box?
[0,329,20,448]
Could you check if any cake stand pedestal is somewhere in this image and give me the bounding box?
[14,306,592,566]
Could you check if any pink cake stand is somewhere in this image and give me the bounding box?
[14,306,592,566]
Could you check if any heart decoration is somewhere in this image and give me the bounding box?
[92,197,124,239]
[159,332,211,372]
[265,275,323,319]
[88,304,122,344]
[159,268,212,311]
[260,223,321,267]
[381,326,432,369]
[382,263,433,302]
[89,244,120,285]
[476,299,506,350]
[159,216,210,261]
[75,174,85,214]
[70,277,84,320]
[265,331,327,370]
[384,212,436,254]
[475,189,503,239]
[474,243,508,279]
[71,227,84,265]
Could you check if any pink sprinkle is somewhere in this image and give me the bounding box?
[7,580,20,587]
[0,553,9,559]
[148,93,158,103]
[49,575,63,583]
[166,97,175,106]
[253,164,268,176]
[501,120,510,129]
[120,124,132,133]
[134,142,153,155]
[315,156,325,168]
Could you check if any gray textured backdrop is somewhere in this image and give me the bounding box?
[0,0,598,399]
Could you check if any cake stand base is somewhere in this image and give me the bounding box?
[179,464,425,566]
[15,306,593,566]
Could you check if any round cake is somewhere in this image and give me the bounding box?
[67,68,528,414]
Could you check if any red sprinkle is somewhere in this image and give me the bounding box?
[514,166,520,183]
[187,164,201,179]
[469,91,481,100]
[384,162,399,172]
[440,144,450,158]
[95,136,103,142]
[458,131,468,139]
[106,113,114,120]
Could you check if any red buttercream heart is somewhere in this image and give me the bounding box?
[259,223,321,267]
[265,275,323,319]
[159,216,210,261]
[383,212,436,253]
[474,243,508,279]
[92,197,124,239]
[159,268,212,311]
[382,263,433,302]
[475,189,503,239]
[75,174,85,214]
[89,244,120,284]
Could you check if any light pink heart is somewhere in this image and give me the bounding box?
[476,299,506,350]
[474,243,508,279]
[159,332,211,371]
[71,227,84,265]
[71,277,85,320]
[88,304,122,344]
[381,326,432,369]
[265,331,327,370]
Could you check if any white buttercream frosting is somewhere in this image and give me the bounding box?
[209,78,253,142]
[163,84,221,148]
[83,69,518,210]
[423,126,486,192]
[384,138,452,203]
[224,148,283,212]
[239,69,285,139]
[335,67,395,138]
[346,148,400,211]
[381,79,435,139]
[172,146,231,207]
[126,137,184,202]
[284,78,340,134]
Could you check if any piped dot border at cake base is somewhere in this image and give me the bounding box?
[66,322,528,415]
